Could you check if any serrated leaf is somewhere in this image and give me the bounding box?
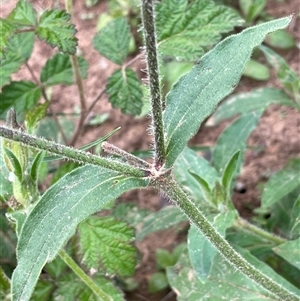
[0,81,42,119]
[93,17,130,65]
[167,246,300,300]
[36,9,77,54]
[211,87,296,125]
[136,206,186,241]
[0,32,35,88]
[243,59,270,80]
[156,0,244,61]
[262,159,300,207]
[188,211,237,281]
[11,165,148,301]
[212,112,261,173]
[106,68,143,115]
[7,0,36,26]
[0,19,16,59]
[174,147,219,208]
[163,17,291,168]
[273,239,300,270]
[78,216,137,277]
[40,53,88,86]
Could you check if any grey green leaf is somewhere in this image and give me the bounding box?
[11,165,148,301]
[262,159,300,207]
[93,17,130,65]
[163,17,291,167]
[156,0,244,61]
[106,68,143,116]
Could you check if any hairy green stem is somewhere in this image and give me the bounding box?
[236,217,287,245]
[0,126,146,177]
[160,177,299,301]
[58,249,112,301]
[141,0,166,169]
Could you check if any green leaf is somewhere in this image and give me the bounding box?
[262,159,300,207]
[265,30,295,49]
[0,81,42,119]
[30,151,45,183]
[156,0,244,61]
[36,9,77,54]
[188,211,237,281]
[189,172,212,204]
[31,280,54,301]
[40,53,88,86]
[78,216,137,277]
[290,196,300,238]
[7,0,36,26]
[243,59,270,80]
[93,17,130,65]
[0,265,10,298]
[0,19,16,59]
[174,147,218,207]
[239,0,266,22]
[163,17,291,167]
[0,138,13,201]
[11,165,148,301]
[148,272,169,293]
[212,111,261,173]
[273,239,300,270]
[136,206,186,241]
[0,32,35,88]
[167,246,300,300]
[4,147,22,182]
[106,68,143,115]
[211,87,296,125]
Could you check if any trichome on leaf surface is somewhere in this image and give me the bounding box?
[0,0,299,301]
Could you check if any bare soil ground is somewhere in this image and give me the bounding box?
[1,0,299,300]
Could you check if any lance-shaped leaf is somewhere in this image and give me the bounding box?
[155,0,244,61]
[163,17,291,168]
[0,138,13,201]
[36,9,77,54]
[261,159,300,207]
[78,216,137,277]
[106,68,143,116]
[188,211,237,281]
[211,87,295,125]
[290,196,300,238]
[0,81,42,119]
[212,111,261,173]
[93,17,130,65]
[11,165,148,301]
[40,53,88,86]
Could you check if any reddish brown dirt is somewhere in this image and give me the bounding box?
[1,1,299,301]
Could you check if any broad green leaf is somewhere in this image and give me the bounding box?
[260,45,300,100]
[262,159,300,207]
[243,59,270,80]
[7,0,36,26]
[0,32,35,88]
[173,147,218,208]
[239,0,266,22]
[78,216,137,277]
[93,17,130,65]
[148,272,169,293]
[188,211,237,280]
[11,165,148,301]
[211,87,295,125]
[167,246,300,300]
[136,206,186,241]
[36,9,77,54]
[163,17,291,167]
[265,30,295,49]
[290,196,300,238]
[0,81,42,119]
[212,111,261,173]
[0,138,13,201]
[273,239,300,270]
[156,0,244,61]
[156,248,177,269]
[40,53,88,86]
[106,68,143,115]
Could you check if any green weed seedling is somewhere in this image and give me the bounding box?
[0,0,299,300]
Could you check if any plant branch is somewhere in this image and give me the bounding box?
[160,177,299,301]
[0,126,146,177]
[141,0,166,170]
[58,249,113,301]
[236,217,287,245]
